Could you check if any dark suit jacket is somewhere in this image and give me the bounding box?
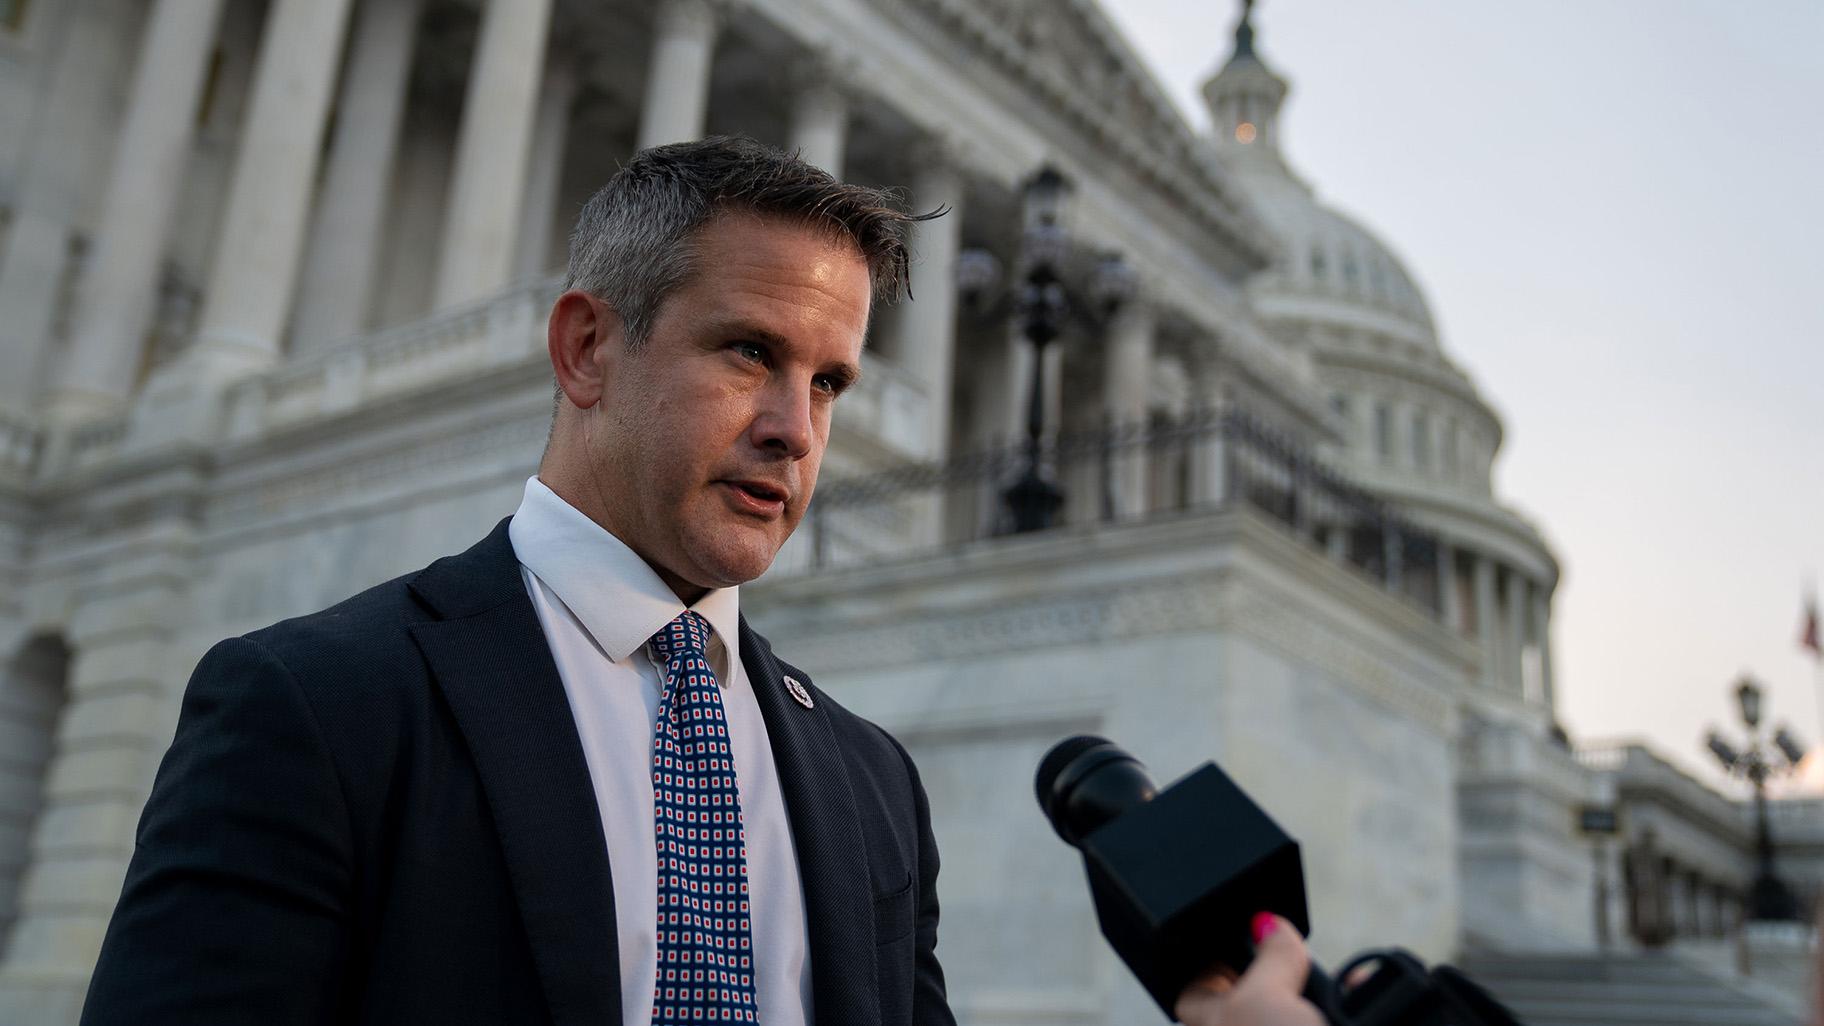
[82,519,954,1026]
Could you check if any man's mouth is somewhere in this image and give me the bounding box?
[721,480,790,515]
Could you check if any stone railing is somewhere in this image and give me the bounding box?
[1581,742,1751,840]
[224,276,561,441]
[1759,796,1824,838]
[31,277,939,476]
[64,414,130,475]
[0,409,45,480]
[1574,743,1631,772]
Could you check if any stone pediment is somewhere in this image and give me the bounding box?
[874,0,1274,272]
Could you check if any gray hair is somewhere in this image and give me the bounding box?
[561,135,939,349]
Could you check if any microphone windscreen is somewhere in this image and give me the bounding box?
[1034,735,1114,814]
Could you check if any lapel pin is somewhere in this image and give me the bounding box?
[784,675,814,709]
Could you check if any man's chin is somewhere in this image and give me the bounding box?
[690,531,788,589]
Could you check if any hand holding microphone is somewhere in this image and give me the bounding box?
[1035,736,1522,1026]
[1175,912,1326,1026]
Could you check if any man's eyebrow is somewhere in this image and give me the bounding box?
[826,361,862,391]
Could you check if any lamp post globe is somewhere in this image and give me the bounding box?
[1736,675,1763,730]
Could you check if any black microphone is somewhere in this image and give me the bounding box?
[1035,735,1343,1022]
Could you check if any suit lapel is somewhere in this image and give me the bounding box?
[407,519,621,1026]
[740,616,879,1024]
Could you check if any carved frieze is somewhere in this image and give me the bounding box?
[869,0,1274,269]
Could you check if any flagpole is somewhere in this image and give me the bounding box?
[1805,576,1823,745]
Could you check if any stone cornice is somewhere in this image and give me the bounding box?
[870,0,1275,273]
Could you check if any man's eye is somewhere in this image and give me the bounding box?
[733,341,765,362]
[813,376,838,396]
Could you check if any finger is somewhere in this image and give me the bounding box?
[1173,981,1225,1024]
[1238,913,1311,999]
[1185,968,1237,995]
[1342,961,1377,989]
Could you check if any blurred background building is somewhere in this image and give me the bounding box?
[0,0,1813,1023]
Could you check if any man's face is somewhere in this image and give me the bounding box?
[582,214,871,598]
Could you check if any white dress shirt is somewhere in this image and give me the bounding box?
[507,477,812,1026]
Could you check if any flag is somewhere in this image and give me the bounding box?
[1803,588,1822,659]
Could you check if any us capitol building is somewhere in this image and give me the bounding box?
[0,1,1815,1023]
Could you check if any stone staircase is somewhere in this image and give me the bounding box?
[1458,951,1806,1026]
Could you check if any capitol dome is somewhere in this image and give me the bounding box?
[1197,1,1561,638]
[1200,4,1440,356]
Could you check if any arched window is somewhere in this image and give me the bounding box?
[0,634,70,959]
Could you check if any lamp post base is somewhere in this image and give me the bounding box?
[1004,469,1065,534]
[1747,872,1803,923]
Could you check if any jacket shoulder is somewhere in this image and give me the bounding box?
[241,569,432,684]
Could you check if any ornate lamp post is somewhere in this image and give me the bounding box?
[1706,674,1805,922]
[964,166,1137,534]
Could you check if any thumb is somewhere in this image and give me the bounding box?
[1239,913,1311,1000]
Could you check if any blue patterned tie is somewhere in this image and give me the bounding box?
[647,612,758,1024]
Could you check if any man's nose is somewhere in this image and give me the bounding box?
[751,378,814,459]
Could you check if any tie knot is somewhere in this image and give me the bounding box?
[649,610,713,662]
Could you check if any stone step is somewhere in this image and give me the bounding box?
[1457,953,1804,1026]
[1479,979,1782,1007]
[1496,997,1794,1026]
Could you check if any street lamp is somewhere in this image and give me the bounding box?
[1707,673,1805,922]
[1736,676,1763,730]
[993,165,1135,533]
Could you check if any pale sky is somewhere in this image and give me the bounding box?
[1098,1,1824,792]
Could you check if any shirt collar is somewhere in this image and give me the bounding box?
[507,476,741,665]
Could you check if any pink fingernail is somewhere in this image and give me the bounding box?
[1251,912,1277,943]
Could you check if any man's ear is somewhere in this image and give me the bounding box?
[548,290,624,411]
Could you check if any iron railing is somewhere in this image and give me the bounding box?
[786,407,1444,616]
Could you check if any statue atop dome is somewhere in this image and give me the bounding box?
[1234,0,1258,61]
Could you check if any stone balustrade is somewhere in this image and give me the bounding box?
[63,416,129,475]
[39,277,934,478]
[223,276,560,441]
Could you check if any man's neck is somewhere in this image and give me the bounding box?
[534,470,710,607]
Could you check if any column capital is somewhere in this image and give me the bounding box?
[907,131,976,177]
[789,43,861,100]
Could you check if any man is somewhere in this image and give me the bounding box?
[81,137,953,1026]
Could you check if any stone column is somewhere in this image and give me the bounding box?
[1102,300,1155,520]
[513,56,580,280]
[1437,539,1462,633]
[1505,568,1529,699]
[1188,363,1229,507]
[636,0,722,150]
[788,54,851,176]
[191,0,358,370]
[46,0,229,420]
[432,0,556,310]
[891,154,965,461]
[1390,399,1412,469]
[1474,555,1500,689]
[1532,585,1557,713]
[970,323,1028,534]
[291,0,427,354]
